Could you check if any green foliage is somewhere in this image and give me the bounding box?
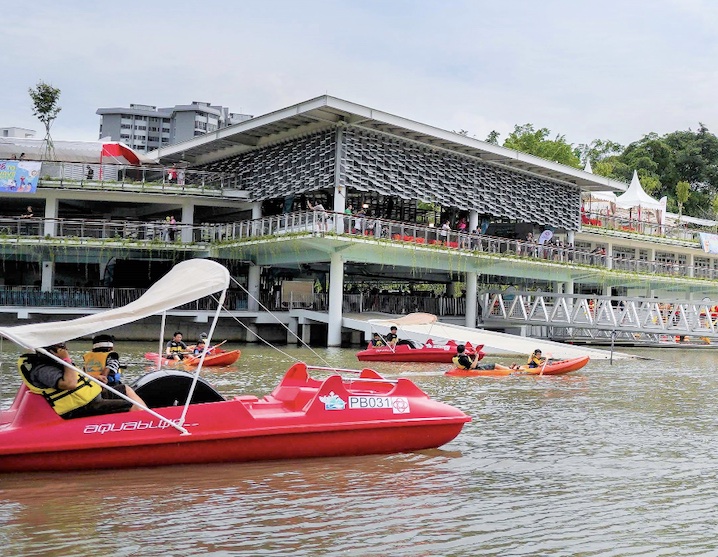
[502,124,581,168]
[611,125,718,218]
[485,130,500,145]
[28,81,61,130]
[638,173,661,196]
[576,139,625,167]
[592,157,629,179]
[676,180,690,218]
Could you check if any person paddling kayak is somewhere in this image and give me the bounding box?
[452,344,520,371]
[527,349,547,368]
[452,344,482,369]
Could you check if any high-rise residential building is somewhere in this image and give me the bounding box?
[96,101,252,152]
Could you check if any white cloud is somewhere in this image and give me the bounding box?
[4,0,718,148]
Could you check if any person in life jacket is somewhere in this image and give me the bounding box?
[527,349,546,368]
[385,326,399,347]
[370,333,385,347]
[165,331,188,360]
[452,344,481,370]
[18,342,145,420]
[83,334,122,386]
[193,339,207,356]
[451,344,520,372]
[186,332,209,355]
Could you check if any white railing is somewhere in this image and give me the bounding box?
[3,210,718,280]
[482,290,718,338]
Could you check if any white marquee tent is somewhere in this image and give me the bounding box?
[615,171,667,224]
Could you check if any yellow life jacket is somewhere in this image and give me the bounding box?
[18,354,101,416]
[167,341,186,358]
[83,350,110,378]
[527,355,543,367]
[452,355,468,369]
[83,350,122,384]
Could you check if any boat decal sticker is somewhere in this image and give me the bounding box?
[349,396,411,414]
[83,419,197,435]
[319,391,346,410]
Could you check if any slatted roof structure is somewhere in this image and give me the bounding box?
[150,95,626,195]
[148,96,631,231]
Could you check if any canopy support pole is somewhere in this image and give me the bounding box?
[180,289,227,426]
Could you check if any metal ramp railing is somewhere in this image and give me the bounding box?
[482,291,718,340]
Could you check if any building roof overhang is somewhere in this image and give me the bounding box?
[148,95,626,194]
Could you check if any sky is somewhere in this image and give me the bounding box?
[4,0,718,150]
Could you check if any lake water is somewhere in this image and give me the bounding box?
[2,342,718,556]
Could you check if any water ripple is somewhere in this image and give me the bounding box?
[4,345,718,555]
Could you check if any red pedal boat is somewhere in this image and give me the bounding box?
[445,356,590,377]
[357,340,484,363]
[0,260,470,472]
[0,363,470,473]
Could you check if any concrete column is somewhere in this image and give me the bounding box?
[333,128,347,233]
[469,210,479,232]
[605,241,613,270]
[181,201,194,243]
[44,196,58,237]
[301,322,312,345]
[567,230,575,245]
[688,254,695,278]
[251,202,262,236]
[649,247,657,275]
[287,317,299,344]
[245,323,258,343]
[248,265,261,311]
[327,251,344,346]
[465,271,477,327]
[41,260,54,292]
[564,280,575,312]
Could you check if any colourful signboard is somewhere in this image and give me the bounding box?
[699,232,718,254]
[0,160,41,193]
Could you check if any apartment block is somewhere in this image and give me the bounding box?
[96,102,252,152]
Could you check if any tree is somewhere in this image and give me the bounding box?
[28,80,62,161]
[502,124,582,168]
[485,130,500,145]
[576,139,624,168]
[675,180,690,220]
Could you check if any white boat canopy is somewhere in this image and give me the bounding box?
[369,313,438,326]
[0,259,230,350]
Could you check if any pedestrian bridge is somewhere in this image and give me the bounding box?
[482,290,718,344]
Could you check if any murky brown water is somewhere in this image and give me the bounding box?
[2,342,718,556]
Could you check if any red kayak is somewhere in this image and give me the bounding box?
[445,356,590,377]
[0,362,470,472]
[145,349,241,367]
[357,340,484,363]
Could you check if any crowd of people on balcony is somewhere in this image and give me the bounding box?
[2,201,711,279]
